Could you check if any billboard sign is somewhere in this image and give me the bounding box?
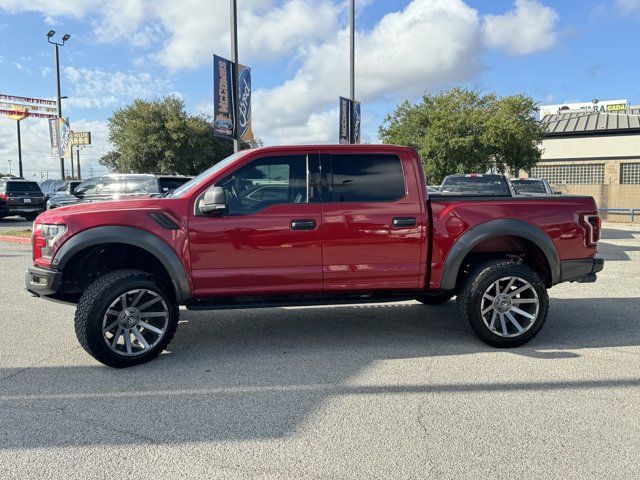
[339,96,351,144]
[539,99,629,119]
[236,64,254,142]
[350,100,361,144]
[213,54,235,139]
[71,131,92,146]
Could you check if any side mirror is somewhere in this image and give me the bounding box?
[553,191,562,195]
[201,186,226,214]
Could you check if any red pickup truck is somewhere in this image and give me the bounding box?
[26,145,603,368]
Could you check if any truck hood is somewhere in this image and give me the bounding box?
[38,196,162,222]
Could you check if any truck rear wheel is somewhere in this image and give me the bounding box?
[457,260,549,347]
[74,269,179,368]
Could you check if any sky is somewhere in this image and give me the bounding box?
[1,0,640,180]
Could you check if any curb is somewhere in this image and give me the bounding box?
[0,235,30,244]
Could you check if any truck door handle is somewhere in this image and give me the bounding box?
[291,219,316,230]
[392,217,416,228]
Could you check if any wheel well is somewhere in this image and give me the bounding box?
[59,243,174,300]
[455,235,552,290]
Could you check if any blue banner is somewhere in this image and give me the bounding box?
[213,54,235,139]
[58,118,71,157]
[350,100,361,144]
[339,96,351,144]
[236,64,254,142]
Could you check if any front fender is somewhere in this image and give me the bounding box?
[53,226,191,303]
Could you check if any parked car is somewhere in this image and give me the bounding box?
[510,178,556,195]
[45,180,82,210]
[26,145,603,368]
[438,173,516,196]
[0,178,46,220]
[47,174,192,209]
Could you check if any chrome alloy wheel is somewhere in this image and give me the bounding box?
[480,276,540,338]
[102,289,169,357]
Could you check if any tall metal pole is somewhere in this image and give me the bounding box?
[16,120,23,177]
[70,145,75,179]
[349,0,356,145]
[350,0,355,104]
[76,147,81,180]
[54,43,65,179]
[230,0,240,153]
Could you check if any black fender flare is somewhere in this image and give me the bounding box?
[439,219,560,290]
[52,226,191,303]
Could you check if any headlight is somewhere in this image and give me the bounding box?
[34,223,67,262]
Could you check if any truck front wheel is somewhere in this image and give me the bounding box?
[457,260,549,347]
[74,269,179,368]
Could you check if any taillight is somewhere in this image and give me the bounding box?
[580,213,600,247]
[0,193,7,201]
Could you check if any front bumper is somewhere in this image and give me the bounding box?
[26,266,63,296]
[558,256,604,284]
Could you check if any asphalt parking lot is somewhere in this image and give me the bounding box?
[1,225,639,479]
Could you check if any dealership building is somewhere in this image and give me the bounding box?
[532,100,640,222]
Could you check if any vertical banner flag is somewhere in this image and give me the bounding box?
[48,118,60,158]
[213,54,235,139]
[236,64,254,142]
[339,96,351,144]
[350,100,361,144]
[58,118,72,157]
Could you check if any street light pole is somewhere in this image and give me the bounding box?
[47,30,71,179]
[230,0,240,153]
[350,0,355,104]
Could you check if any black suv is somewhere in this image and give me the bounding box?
[47,174,192,209]
[0,178,46,220]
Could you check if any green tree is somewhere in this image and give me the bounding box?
[379,88,544,184]
[100,96,243,175]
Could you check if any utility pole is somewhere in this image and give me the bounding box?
[230,0,240,153]
[16,119,23,177]
[76,146,81,180]
[7,159,11,176]
[350,0,355,105]
[47,30,71,179]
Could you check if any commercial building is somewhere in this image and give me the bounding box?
[533,108,640,222]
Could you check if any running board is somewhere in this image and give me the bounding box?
[185,291,424,311]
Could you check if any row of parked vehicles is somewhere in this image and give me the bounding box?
[0,174,191,220]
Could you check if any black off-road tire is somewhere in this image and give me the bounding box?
[457,260,549,348]
[74,269,179,368]
[415,291,454,305]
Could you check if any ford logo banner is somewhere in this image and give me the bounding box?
[236,65,254,142]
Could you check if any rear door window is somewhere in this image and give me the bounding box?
[326,154,405,202]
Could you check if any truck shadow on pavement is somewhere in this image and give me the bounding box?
[1,297,640,449]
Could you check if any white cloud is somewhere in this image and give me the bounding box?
[616,0,640,13]
[483,0,559,56]
[151,0,340,70]
[63,67,173,109]
[0,117,111,179]
[43,15,58,26]
[254,0,483,144]
[0,0,98,17]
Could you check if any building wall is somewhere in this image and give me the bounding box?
[535,134,640,222]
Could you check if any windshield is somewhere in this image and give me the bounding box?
[171,151,249,197]
[440,176,510,196]
[511,180,547,194]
